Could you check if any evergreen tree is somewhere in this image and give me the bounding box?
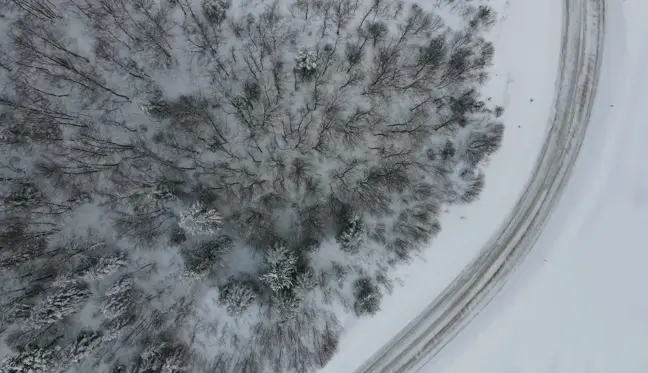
[183,236,233,279]
[293,269,317,299]
[338,215,365,254]
[273,289,301,318]
[178,202,223,236]
[260,243,297,293]
[353,277,382,316]
[295,49,318,80]
[219,279,257,316]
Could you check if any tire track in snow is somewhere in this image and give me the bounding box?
[352,0,606,372]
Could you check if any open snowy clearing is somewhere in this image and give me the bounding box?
[321,0,567,372]
[423,0,648,372]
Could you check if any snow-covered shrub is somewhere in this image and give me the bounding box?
[178,202,223,236]
[219,278,257,316]
[202,0,231,24]
[260,243,297,292]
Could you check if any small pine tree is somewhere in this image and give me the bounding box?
[260,243,297,292]
[178,202,223,236]
[353,277,382,316]
[219,279,257,316]
[338,215,365,254]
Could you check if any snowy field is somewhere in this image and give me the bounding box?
[320,0,564,371]
[423,0,648,372]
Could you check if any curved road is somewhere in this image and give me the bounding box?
[353,1,606,372]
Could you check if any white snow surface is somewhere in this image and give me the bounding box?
[422,0,648,372]
[321,0,563,371]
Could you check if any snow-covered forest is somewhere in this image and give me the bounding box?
[0,0,503,372]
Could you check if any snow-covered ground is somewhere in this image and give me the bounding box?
[321,0,564,371]
[423,0,648,372]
